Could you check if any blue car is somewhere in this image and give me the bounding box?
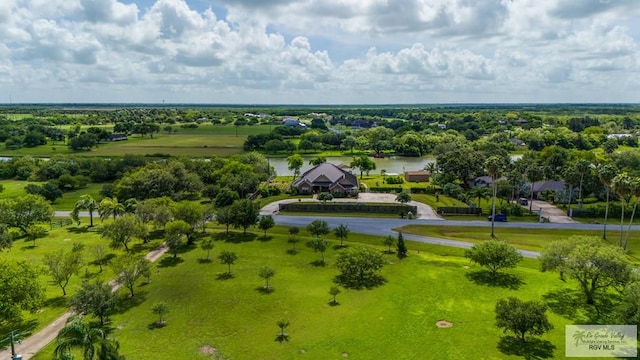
[487,214,507,222]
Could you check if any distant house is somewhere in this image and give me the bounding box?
[292,163,358,195]
[404,170,430,183]
[471,176,507,188]
[530,180,565,199]
[282,118,307,128]
[510,138,526,147]
[109,133,128,141]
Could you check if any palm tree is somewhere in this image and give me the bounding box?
[623,177,640,250]
[468,186,490,208]
[525,166,543,214]
[54,315,104,360]
[598,164,618,240]
[573,159,592,209]
[99,197,125,221]
[612,172,634,248]
[72,194,98,227]
[486,156,504,238]
[333,224,350,247]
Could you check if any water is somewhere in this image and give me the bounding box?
[268,156,436,176]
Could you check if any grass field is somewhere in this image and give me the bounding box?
[25,224,586,360]
[393,224,640,260]
[0,180,105,211]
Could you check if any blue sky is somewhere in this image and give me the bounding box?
[1,0,639,104]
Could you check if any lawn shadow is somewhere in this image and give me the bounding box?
[45,296,69,309]
[255,286,274,294]
[465,270,524,290]
[67,227,92,234]
[275,334,290,343]
[114,291,147,314]
[213,232,257,244]
[309,260,327,267]
[90,253,117,267]
[157,256,184,268]
[258,235,273,242]
[542,288,618,324]
[497,336,555,360]
[334,274,387,290]
[197,258,213,264]
[216,272,235,280]
[19,244,37,251]
[328,300,340,307]
[147,321,167,330]
[286,249,299,255]
[333,244,348,250]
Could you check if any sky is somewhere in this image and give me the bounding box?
[1,0,640,104]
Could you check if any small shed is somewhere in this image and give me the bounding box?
[404,170,430,183]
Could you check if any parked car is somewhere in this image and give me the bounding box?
[487,214,507,222]
[518,198,528,206]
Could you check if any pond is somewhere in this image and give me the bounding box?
[268,156,437,176]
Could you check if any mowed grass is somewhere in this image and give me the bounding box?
[31,225,584,360]
[0,124,273,157]
[394,225,640,260]
[0,225,163,339]
[0,180,105,210]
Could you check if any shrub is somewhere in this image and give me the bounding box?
[385,176,404,185]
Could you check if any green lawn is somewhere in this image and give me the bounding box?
[394,224,640,260]
[0,180,105,211]
[30,224,584,360]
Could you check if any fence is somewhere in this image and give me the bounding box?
[279,202,417,215]
[436,207,482,216]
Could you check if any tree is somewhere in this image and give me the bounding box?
[598,164,618,240]
[171,201,204,243]
[276,319,290,342]
[485,155,504,238]
[99,197,125,221]
[0,224,12,252]
[495,297,553,342]
[333,224,350,247]
[54,315,105,360]
[612,172,635,248]
[0,260,45,323]
[306,219,330,238]
[465,240,522,277]
[92,245,108,273]
[219,250,238,275]
[258,215,275,238]
[350,155,376,179]
[382,235,395,254]
[525,166,543,213]
[216,206,233,234]
[317,192,333,203]
[230,199,259,234]
[539,239,576,281]
[165,220,191,258]
[72,194,99,227]
[342,136,357,155]
[112,254,150,297]
[0,194,54,234]
[395,191,412,204]
[540,236,631,305]
[397,232,408,258]
[259,266,276,291]
[25,182,63,203]
[329,286,341,305]
[335,246,386,289]
[200,238,215,260]
[26,225,47,247]
[100,214,143,252]
[309,156,327,166]
[309,238,329,264]
[151,302,169,325]
[43,249,83,296]
[214,188,239,208]
[615,281,640,326]
[70,280,117,326]
[287,154,303,179]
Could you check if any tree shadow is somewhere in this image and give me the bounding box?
[114,291,147,314]
[20,244,37,251]
[255,286,274,294]
[275,334,290,343]
[465,270,524,290]
[216,272,234,280]
[157,256,184,268]
[309,260,326,267]
[286,249,299,255]
[214,232,257,244]
[90,253,117,267]
[197,258,213,264]
[334,274,386,290]
[497,336,555,360]
[328,300,340,307]
[333,244,348,250]
[147,321,167,330]
[67,227,92,234]
[542,288,618,324]
[258,235,273,242]
[45,296,69,309]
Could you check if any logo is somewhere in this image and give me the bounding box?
[566,325,637,358]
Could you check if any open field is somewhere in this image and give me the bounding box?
[394,224,640,260]
[25,224,584,360]
[0,180,105,211]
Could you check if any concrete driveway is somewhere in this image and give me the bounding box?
[524,200,578,224]
[260,193,443,220]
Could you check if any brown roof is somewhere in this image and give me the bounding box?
[404,170,430,175]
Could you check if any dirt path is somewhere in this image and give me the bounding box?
[0,243,169,360]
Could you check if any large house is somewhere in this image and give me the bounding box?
[292,163,358,195]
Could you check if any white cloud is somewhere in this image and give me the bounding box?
[1,0,639,103]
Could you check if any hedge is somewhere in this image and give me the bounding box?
[279,202,417,215]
